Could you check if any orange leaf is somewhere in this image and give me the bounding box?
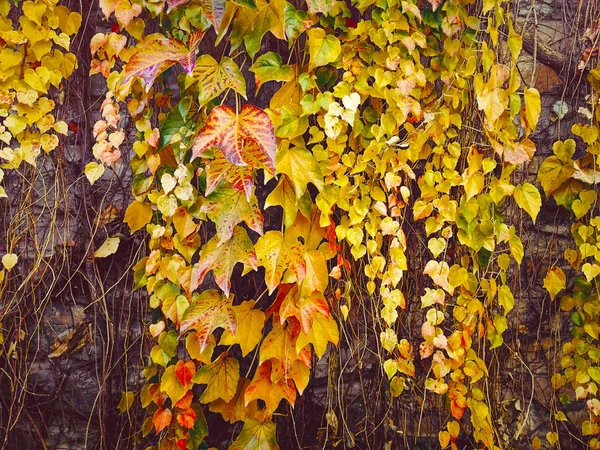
[177,407,197,429]
[192,105,276,172]
[153,408,172,433]
[245,361,297,413]
[204,147,255,199]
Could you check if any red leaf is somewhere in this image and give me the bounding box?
[153,408,172,433]
[192,105,276,172]
[176,439,187,450]
[175,360,196,389]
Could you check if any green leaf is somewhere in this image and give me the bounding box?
[306,28,341,70]
[159,106,186,149]
[230,419,279,450]
[275,105,309,139]
[249,52,294,92]
[513,183,541,223]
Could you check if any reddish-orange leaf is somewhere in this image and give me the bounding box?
[177,407,197,429]
[201,185,263,244]
[176,439,187,450]
[245,361,296,413]
[195,226,258,296]
[175,390,194,410]
[271,358,311,395]
[179,290,236,352]
[192,105,276,171]
[153,408,172,433]
[265,284,295,320]
[175,360,196,389]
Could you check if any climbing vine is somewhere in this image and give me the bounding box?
[85,0,553,448]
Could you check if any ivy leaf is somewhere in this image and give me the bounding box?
[209,377,259,423]
[153,408,172,433]
[543,267,566,300]
[276,144,323,198]
[244,361,297,413]
[180,290,236,352]
[196,226,258,296]
[255,230,306,294]
[179,30,204,74]
[122,37,188,88]
[167,0,192,12]
[523,87,541,134]
[513,183,541,223]
[306,28,341,70]
[204,147,255,199]
[503,138,536,165]
[265,175,301,227]
[159,102,186,149]
[192,352,240,403]
[537,156,574,196]
[275,105,309,139]
[191,55,246,106]
[201,185,264,243]
[306,0,335,14]
[295,311,339,358]
[249,52,294,92]
[231,0,286,58]
[124,200,153,233]
[198,0,226,29]
[160,363,190,404]
[280,287,331,334]
[93,236,120,258]
[192,105,276,171]
[230,418,279,450]
[220,300,266,357]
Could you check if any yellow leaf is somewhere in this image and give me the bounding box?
[2,253,18,270]
[523,87,541,134]
[118,391,135,413]
[54,121,69,135]
[513,183,541,223]
[124,200,153,233]
[307,28,341,70]
[543,267,566,300]
[85,162,105,185]
[93,236,120,258]
[220,300,265,357]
